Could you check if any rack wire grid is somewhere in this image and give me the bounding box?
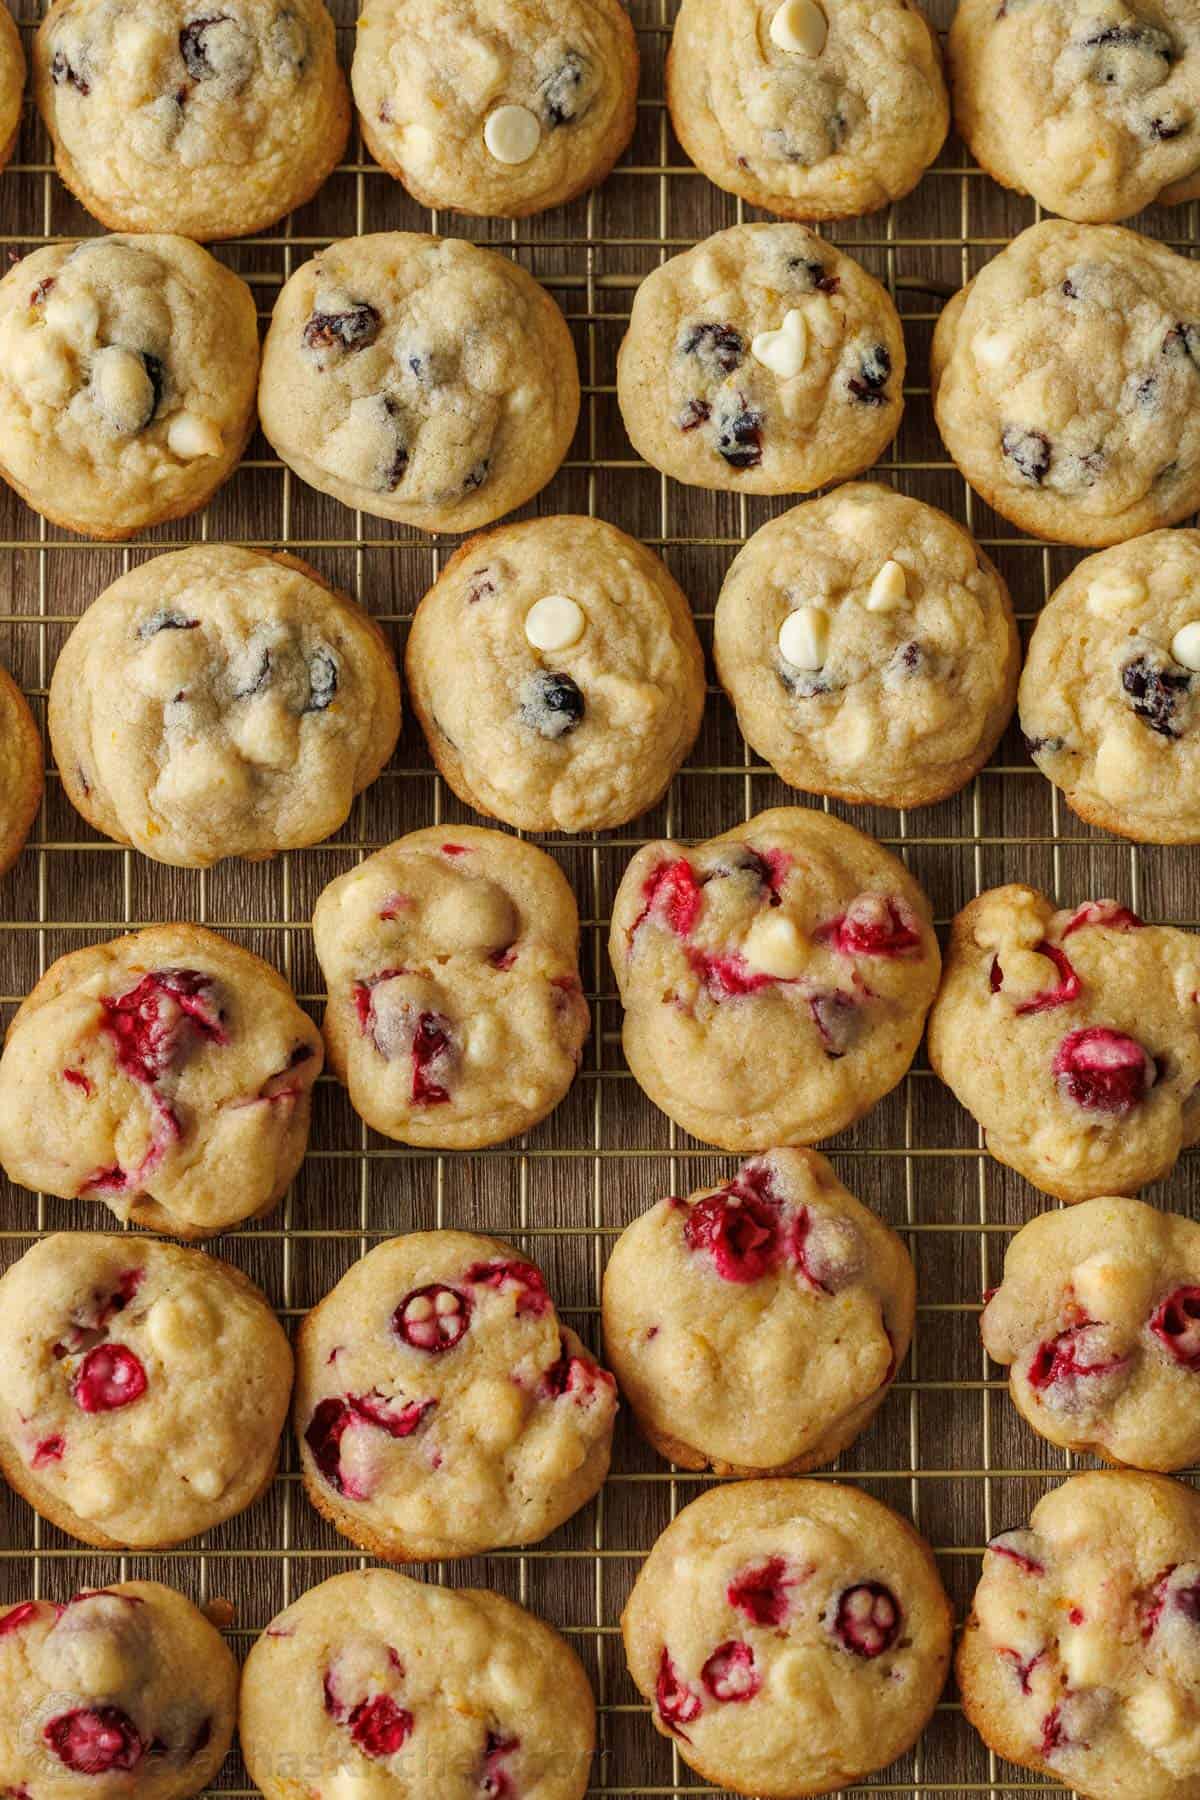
[1,0,1198,1794]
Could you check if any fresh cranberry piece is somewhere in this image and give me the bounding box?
[63,1068,93,1095]
[831,1582,902,1658]
[1150,1286,1200,1368]
[700,1640,760,1703]
[100,968,226,1087]
[44,1709,143,1774]
[999,1646,1045,1694]
[539,1338,615,1403]
[465,1261,550,1316]
[0,1602,45,1634]
[411,1012,453,1105]
[1013,943,1081,1016]
[821,895,922,958]
[348,1392,436,1438]
[33,1436,65,1467]
[683,1188,783,1283]
[305,1399,359,1496]
[1040,1704,1067,1757]
[1062,901,1142,937]
[347,1695,413,1759]
[791,1208,862,1295]
[987,1530,1046,1576]
[480,1731,519,1799]
[394,1284,471,1351]
[688,948,774,999]
[631,859,703,943]
[1053,1026,1154,1113]
[71,1344,147,1412]
[808,990,861,1057]
[727,1557,801,1627]
[655,1649,702,1740]
[1026,1323,1130,1393]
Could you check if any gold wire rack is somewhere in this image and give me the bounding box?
[2,0,1198,1795]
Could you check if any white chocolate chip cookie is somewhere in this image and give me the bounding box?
[0,5,26,176]
[0,923,323,1237]
[405,515,705,833]
[0,235,258,540]
[0,658,41,877]
[617,222,904,495]
[714,483,1019,809]
[34,0,349,239]
[258,232,580,532]
[667,0,948,221]
[352,0,638,218]
[49,546,402,868]
[0,1232,292,1547]
[932,220,1200,547]
[312,826,589,1149]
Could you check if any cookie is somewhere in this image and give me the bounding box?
[34,0,349,240]
[312,826,589,1149]
[932,219,1200,548]
[0,235,258,540]
[981,1196,1200,1473]
[667,0,948,221]
[1020,527,1200,844]
[0,923,323,1237]
[0,658,42,877]
[352,0,638,219]
[622,1478,953,1798]
[609,806,940,1151]
[713,483,1019,809]
[958,1470,1200,1800]
[616,222,904,495]
[949,0,1200,224]
[0,4,25,176]
[240,1568,596,1800]
[258,232,580,532]
[405,515,705,833]
[601,1147,914,1476]
[0,1232,292,1546]
[0,1581,236,1800]
[927,884,1200,1203]
[49,546,402,868]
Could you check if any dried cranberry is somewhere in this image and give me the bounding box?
[788,256,839,294]
[71,1344,148,1413]
[715,402,764,469]
[394,1284,471,1351]
[347,1695,412,1759]
[138,610,199,639]
[727,1557,799,1627]
[809,990,861,1058]
[1078,19,1173,58]
[519,671,585,739]
[302,303,382,353]
[679,321,745,375]
[50,49,90,92]
[539,49,589,125]
[655,1649,702,1740]
[831,1582,901,1657]
[1001,427,1051,484]
[1052,1026,1153,1113]
[678,397,712,432]
[847,343,891,405]
[1150,1286,1200,1369]
[1121,652,1191,738]
[700,1640,760,1703]
[1164,322,1200,370]
[464,1261,550,1316]
[179,14,231,77]
[683,1187,783,1283]
[304,647,338,714]
[44,1709,143,1774]
[1012,942,1081,1015]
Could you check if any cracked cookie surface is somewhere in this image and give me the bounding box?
[0,660,42,878]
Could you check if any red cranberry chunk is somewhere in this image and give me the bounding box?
[394,1284,471,1352]
[71,1344,147,1413]
[305,1398,358,1496]
[727,1556,800,1627]
[1053,1026,1154,1113]
[539,1338,615,1403]
[1014,943,1081,1016]
[302,302,381,354]
[1151,1286,1200,1369]
[33,1436,65,1467]
[824,895,922,957]
[100,968,225,1087]
[655,1649,702,1739]
[1026,1323,1130,1393]
[465,1260,551,1316]
[688,948,774,999]
[1062,901,1143,937]
[44,1708,143,1774]
[411,1012,453,1105]
[683,1188,783,1283]
[348,1391,435,1438]
[831,1582,902,1658]
[700,1640,761,1703]
[634,858,703,941]
[481,1731,519,1799]
[0,1602,45,1635]
[809,989,862,1058]
[792,1207,862,1295]
[347,1695,413,1759]
[987,1530,1046,1576]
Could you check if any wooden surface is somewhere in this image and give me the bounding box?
[2,1,1198,1795]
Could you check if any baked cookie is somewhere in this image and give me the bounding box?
[0,924,322,1237]
[352,0,638,219]
[622,1478,953,1798]
[0,658,41,877]
[667,0,948,221]
[932,220,1200,548]
[0,1581,236,1800]
[240,1569,596,1800]
[950,0,1200,224]
[609,806,940,1151]
[1020,528,1200,844]
[982,1196,1200,1472]
[312,827,589,1148]
[258,232,580,532]
[49,546,402,868]
[405,515,705,833]
[0,1232,292,1546]
[927,885,1200,1203]
[0,5,25,176]
[617,222,904,495]
[602,1147,914,1475]
[0,235,258,540]
[34,0,349,240]
[295,1230,616,1560]
[713,483,1019,809]
[958,1471,1200,1800]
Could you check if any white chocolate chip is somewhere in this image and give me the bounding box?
[973,329,1016,372]
[751,309,808,379]
[744,913,809,978]
[1172,621,1200,669]
[1086,573,1146,618]
[187,1465,227,1501]
[866,558,907,612]
[779,604,829,670]
[524,594,585,652]
[769,0,828,55]
[167,412,223,459]
[483,104,541,164]
[90,346,155,436]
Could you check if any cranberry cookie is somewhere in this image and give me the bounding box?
[959,1471,1200,1800]
[0,924,322,1237]
[602,1148,914,1475]
[0,235,258,540]
[667,0,947,221]
[1021,528,1200,844]
[609,806,940,1151]
[982,1196,1200,1472]
[258,232,579,532]
[623,1479,952,1797]
[950,0,1200,223]
[714,483,1019,809]
[0,4,25,176]
[932,220,1200,548]
[296,1231,616,1560]
[352,0,638,219]
[49,546,401,868]
[0,659,41,877]
[34,0,349,240]
[927,885,1200,1203]
[617,222,904,495]
[0,1582,236,1800]
[312,827,589,1148]
[0,1232,292,1546]
[241,1568,595,1800]
[405,516,705,833]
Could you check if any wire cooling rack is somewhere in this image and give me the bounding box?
[2,0,1200,1795]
